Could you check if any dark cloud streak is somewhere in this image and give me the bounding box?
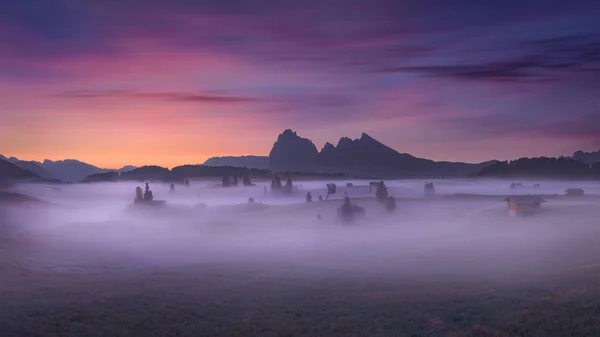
[54,90,273,104]
[377,34,600,82]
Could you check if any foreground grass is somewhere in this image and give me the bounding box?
[2,262,600,337]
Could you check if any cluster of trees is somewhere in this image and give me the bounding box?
[374,181,396,212]
[222,175,253,187]
[475,157,600,179]
[572,150,600,164]
[275,170,348,178]
[135,183,154,202]
[337,196,365,222]
[82,171,119,183]
[174,165,270,179]
[305,192,324,203]
[271,176,293,193]
[424,182,435,196]
[375,181,388,203]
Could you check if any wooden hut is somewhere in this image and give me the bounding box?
[565,188,584,196]
[504,195,545,216]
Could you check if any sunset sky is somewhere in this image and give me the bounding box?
[1,0,600,169]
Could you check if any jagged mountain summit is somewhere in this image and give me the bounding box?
[268,129,495,177]
[269,129,320,172]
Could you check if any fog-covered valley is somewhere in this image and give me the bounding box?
[2,178,600,336]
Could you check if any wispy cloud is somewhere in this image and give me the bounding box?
[53,90,273,104]
[376,33,600,82]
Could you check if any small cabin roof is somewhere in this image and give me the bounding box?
[504,195,546,204]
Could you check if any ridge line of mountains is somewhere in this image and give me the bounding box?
[0,155,137,183]
[2,129,600,183]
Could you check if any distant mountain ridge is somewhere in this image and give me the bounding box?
[203,156,269,169]
[0,159,45,183]
[117,165,138,173]
[5,134,597,182]
[7,157,54,180]
[0,155,136,182]
[268,129,496,177]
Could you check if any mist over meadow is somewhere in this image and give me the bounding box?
[4,178,600,279]
[3,178,600,336]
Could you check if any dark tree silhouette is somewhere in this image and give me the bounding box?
[243,176,252,186]
[424,182,435,196]
[326,183,337,200]
[285,177,293,190]
[386,196,396,212]
[232,176,238,186]
[143,183,154,201]
[339,196,354,219]
[337,196,364,223]
[376,181,388,203]
[135,186,143,201]
[222,175,230,187]
[271,176,282,191]
[170,183,175,193]
[306,192,313,203]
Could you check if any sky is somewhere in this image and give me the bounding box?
[1,0,600,168]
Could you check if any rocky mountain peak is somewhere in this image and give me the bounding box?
[269,129,319,172]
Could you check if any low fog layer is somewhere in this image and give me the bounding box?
[3,179,600,282]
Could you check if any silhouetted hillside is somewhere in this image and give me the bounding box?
[573,150,600,164]
[268,129,494,177]
[41,159,106,182]
[475,157,599,178]
[0,159,44,182]
[2,155,114,182]
[117,165,138,173]
[119,166,173,181]
[203,156,269,169]
[6,157,54,179]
